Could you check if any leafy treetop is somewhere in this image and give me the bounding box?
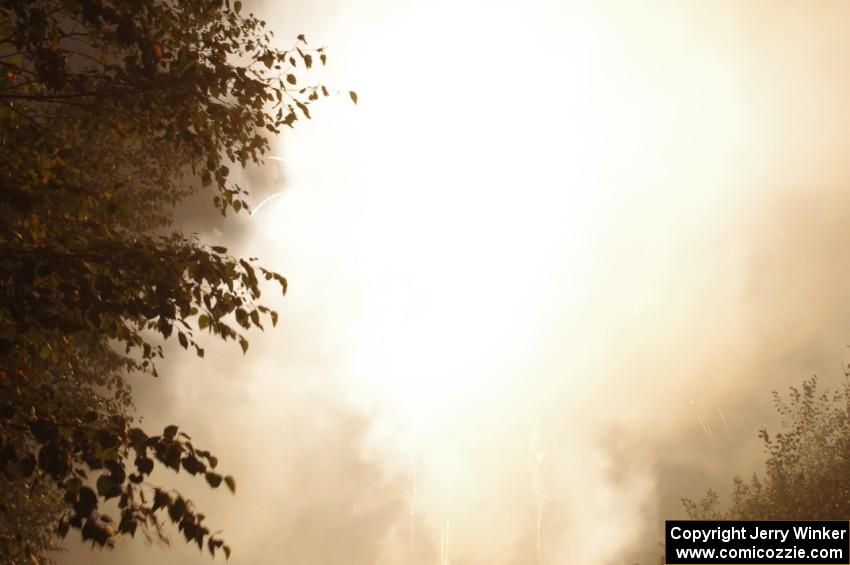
[0,0,356,561]
[683,375,850,521]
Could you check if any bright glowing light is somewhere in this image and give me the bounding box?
[292,0,622,441]
[245,0,769,562]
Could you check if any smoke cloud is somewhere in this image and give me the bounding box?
[57,2,850,564]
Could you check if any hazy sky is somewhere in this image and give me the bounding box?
[59,1,850,564]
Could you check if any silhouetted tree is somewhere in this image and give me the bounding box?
[683,375,850,520]
[0,0,354,561]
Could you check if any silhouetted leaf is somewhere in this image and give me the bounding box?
[205,472,222,488]
[74,487,98,517]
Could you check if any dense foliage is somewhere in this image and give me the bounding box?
[683,375,850,520]
[0,0,352,562]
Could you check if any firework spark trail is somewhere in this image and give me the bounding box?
[703,417,716,442]
[529,418,545,565]
[440,471,452,565]
[408,451,417,563]
[717,407,730,436]
[250,192,285,216]
[696,416,708,441]
[440,482,446,565]
[696,416,715,443]
[250,155,289,217]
